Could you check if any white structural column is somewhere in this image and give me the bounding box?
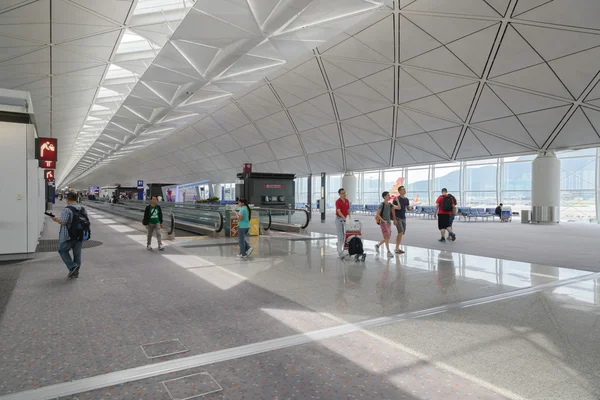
[342,173,357,204]
[531,151,560,223]
[213,184,222,200]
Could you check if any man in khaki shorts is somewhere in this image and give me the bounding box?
[392,186,412,254]
[375,191,395,258]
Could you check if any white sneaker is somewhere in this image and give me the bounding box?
[247,247,254,256]
[147,245,152,250]
[236,254,243,258]
[387,251,394,258]
[375,244,380,252]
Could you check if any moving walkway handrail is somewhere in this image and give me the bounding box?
[85,200,175,235]
[121,200,308,230]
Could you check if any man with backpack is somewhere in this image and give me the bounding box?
[143,196,164,251]
[375,191,396,258]
[52,192,91,278]
[434,188,456,243]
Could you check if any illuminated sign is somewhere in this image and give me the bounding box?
[36,138,58,162]
[44,169,55,182]
[137,180,144,189]
[263,184,284,189]
[40,160,56,169]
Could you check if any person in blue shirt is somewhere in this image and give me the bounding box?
[234,198,253,258]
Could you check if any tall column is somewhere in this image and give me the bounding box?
[342,173,357,203]
[531,151,560,223]
[214,183,222,200]
[320,172,326,222]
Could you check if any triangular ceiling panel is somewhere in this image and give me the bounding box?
[472,129,533,154]
[403,95,462,121]
[399,15,442,62]
[307,150,344,172]
[514,0,600,31]
[334,93,390,116]
[324,37,391,63]
[486,0,511,16]
[404,0,500,18]
[300,124,341,154]
[336,79,392,104]
[471,85,514,123]
[513,0,553,17]
[171,40,219,77]
[474,116,537,148]
[513,24,600,62]
[549,108,600,150]
[404,14,497,45]
[396,109,426,137]
[446,24,500,77]
[548,46,600,100]
[400,142,447,163]
[428,127,462,158]
[404,67,475,94]
[361,67,395,102]
[352,14,395,62]
[397,132,447,157]
[403,46,477,78]
[392,142,417,166]
[488,84,570,115]
[583,107,600,136]
[437,83,479,122]
[192,0,261,36]
[491,63,573,99]
[402,109,461,132]
[457,129,491,159]
[489,25,544,79]
[346,142,390,169]
[517,106,572,148]
[397,68,432,104]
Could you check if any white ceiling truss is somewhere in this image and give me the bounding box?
[2,1,600,188]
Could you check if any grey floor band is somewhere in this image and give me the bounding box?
[2,271,598,400]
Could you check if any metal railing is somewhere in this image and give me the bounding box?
[86,201,175,236]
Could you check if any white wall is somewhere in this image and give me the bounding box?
[0,122,43,260]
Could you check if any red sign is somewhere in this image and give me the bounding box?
[44,169,55,182]
[36,138,58,162]
[40,160,56,169]
[263,184,284,189]
[243,163,252,173]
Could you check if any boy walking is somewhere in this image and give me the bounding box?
[375,191,395,258]
[143,196,164,251]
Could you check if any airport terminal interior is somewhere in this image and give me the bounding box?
[2,0,600,399]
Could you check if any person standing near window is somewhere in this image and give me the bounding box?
[335,188,350,258]
[234,198,253,259]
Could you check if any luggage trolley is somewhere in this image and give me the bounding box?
[344,220,366,262]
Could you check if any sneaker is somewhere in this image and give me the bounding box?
[387,251,394,258]
[68,265,80,278]
[439,237,446,243]
[361,254,367,262]
[375,244,380,252]
[247,247,254,256]
[242,255,248,259]
[450,233,456,241]
[158,246,165,251]
[147,245,152,250]
[236,254,243,258]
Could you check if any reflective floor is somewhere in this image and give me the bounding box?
[0,206,598,400]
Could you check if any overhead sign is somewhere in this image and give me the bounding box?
[36,138,58,162]
[44,169,55,182]
[263,184,284,189]
[40,160,56,169]
[89,186,100,196]
[137,180,144,189]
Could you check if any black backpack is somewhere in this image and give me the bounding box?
[348,236,363,256]
[67,206,91,241]
[441,195,454,212]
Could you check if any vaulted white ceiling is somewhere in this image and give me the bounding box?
[3,0,600,188]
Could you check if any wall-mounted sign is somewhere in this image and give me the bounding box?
[89,186,100,195]
[137,180,144,189]
[263,184,284,189]
[44,169,55,182]
[243,163,252,174]
[40,160,56,169]
[35,138,58,162]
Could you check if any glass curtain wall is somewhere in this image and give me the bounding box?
[291,149,600,222]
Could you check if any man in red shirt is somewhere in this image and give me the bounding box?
[434,188,456,243]
[335,188,350,257]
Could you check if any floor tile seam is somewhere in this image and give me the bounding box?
[3,271,598,400]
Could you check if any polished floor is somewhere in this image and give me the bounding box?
[0,204,598,400]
